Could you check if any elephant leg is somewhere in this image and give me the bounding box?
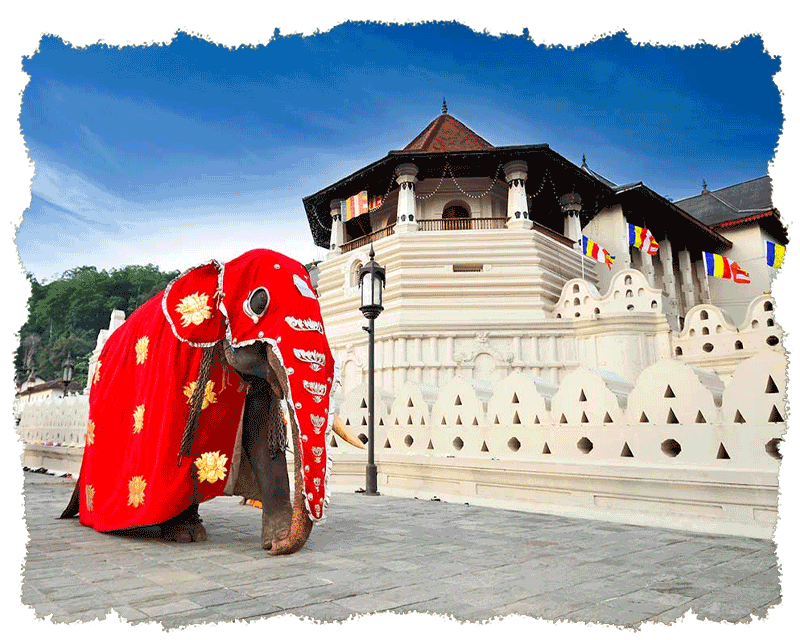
[160,503,208,542]
[242,379,293,551]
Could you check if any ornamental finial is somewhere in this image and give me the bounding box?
[442,98,447,114]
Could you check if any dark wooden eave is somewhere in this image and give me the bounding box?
[614,183,732,253]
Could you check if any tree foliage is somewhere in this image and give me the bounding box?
[15,264,180,388]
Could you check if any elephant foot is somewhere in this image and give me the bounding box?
[160,505,208,543]
[261,503,293,552]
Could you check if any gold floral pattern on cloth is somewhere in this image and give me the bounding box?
[135,336,149,364]
[93,361,101,385]
[175,292,212,328]
[85,484,95,512]
[183,380,218,410]
[132,404,145,434]
[86,419,95,446]
[194,451,229,484]
[127,476,146,508]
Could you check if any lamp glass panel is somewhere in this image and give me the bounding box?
[361,272,373,307]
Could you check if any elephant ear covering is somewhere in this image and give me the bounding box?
[220,249,335,523]
[163,261,226,346]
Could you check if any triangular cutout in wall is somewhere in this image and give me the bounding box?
[667,409,679,424]
[695,411,706,424]
[512,392,520,404]
[640,412,649,423]
[621,442,633,458]
[329,435,338,448]
[603,412,613,423]
[734,410,746,424]
[560,414,568,424]
[427,440,434,450]
[717,443,730,460]
[513,411,521,425]
[542,442,551,454]
[664,385,675,398]
[581,412,589,423]
[766,376,779,394]
[384,439,391,449]
[769,405,785,423]
[455,395,462,406]
[481,441,489,452]
[579,389,587,402]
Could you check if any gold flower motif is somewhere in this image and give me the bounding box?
[85,484,95,512]
[175,292,212,328]
[86,419,95,446]
[194,451,229,484]
[135,336,149,364]
[183,380,218,410]
[93,360,102,385]
[132,404,145,434]
[127,476,146,508]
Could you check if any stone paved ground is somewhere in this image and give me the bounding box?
[19,471,782,629]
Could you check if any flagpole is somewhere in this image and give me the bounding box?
[580,235,585,281]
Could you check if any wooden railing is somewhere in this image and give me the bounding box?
[339,218,575,252]
[418,217,507,232]
[340,224,396,253]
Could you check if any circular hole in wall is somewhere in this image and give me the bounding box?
[453,437,464,451]
[735,340,743,350]
[404,435,414,447]
[766,335,780,346]
[358,433,368,444]
[626,304,635,311]
[661,439,682,457]
[764,301,773,311]
[507,437,521,452]
[702,343,714,352]
[675,347,683,356]
[577,437,593,454]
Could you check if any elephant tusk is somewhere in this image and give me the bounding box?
[333,415,366,450]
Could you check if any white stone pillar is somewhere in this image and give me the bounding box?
[504,160,532,230]
[695,260,711,303]
[395,163,419,233]
[560,192,583,246]
[640,250,655,287]
[329,199,344,254]
[659,239,680,327]
[678,249,697,311]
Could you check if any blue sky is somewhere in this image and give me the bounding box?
[15,24,783,281]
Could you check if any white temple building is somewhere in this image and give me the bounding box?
[297,105,787,537]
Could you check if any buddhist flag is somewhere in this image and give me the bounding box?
[765,241,786,269]
[368,194,383,211]
[703,252,750,284]
[581,236,615,270]
[344,191,369,221]
[628,224,659,255]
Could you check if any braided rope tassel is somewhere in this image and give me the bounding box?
[180,343,218,460]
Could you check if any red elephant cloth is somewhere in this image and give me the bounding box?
[77,249,334,532]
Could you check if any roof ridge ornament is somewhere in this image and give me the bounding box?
[442,97,447,114]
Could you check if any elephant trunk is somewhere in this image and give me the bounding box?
[268,409,312,556]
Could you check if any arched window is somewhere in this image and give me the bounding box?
[442,201,471,230]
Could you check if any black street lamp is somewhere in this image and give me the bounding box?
[61,355,74,398]
[358,246,385,495]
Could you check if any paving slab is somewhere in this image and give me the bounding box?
[18,470,783,629]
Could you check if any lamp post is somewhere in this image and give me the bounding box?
[61,354,74,398]
[358,245,385,496]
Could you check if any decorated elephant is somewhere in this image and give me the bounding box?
[61,248,361,555]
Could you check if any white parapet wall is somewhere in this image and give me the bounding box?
[18,351,785,538]
[329,353,785,539]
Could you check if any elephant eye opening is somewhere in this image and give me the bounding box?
[244,287,270,320]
